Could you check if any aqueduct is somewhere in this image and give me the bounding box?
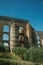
[0,16,43,51]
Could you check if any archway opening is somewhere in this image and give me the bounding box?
[19,26,23,33]
[4,42,9,46]
[3,34,9,40]
[3,42,9,51]
[37,35,40,47]
[3,25,9,32]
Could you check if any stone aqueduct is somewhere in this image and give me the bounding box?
[0,16,43,51]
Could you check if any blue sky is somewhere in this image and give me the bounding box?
[0,0,43,31]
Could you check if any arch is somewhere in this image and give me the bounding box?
[3,42,9,51]
[37,35,40,40]
[3,42,9,46]
[3,25,9,32]
[19,26,23,33]
[38,41,40,44]
[3,34,9,40]
[38,45,40,48]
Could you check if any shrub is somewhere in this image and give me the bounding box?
[29,47,43,62]
[0,52,19,60]
[0,59,35,65]
[0,43,5,52]
[13,47,43,63]
[12,47,27,57]
[22,50,30,60]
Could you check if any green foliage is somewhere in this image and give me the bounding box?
[13,47,43,63]
[28,47,43,62]
[0,59,36,65]
[0,43,5,52]
[0,48,43,65]
[0,52,20,60]
[22,50,30,60]
[0,43,9,52]
[12,47,27,57]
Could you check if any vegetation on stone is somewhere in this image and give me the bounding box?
[0,44,43,65]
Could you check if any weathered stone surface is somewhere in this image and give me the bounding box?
[0,16,43,52]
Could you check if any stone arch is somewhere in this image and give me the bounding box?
[0,16,30,52]
[37,34,40,47]
[19,26,23,33]
[2,34,10,51]
[3,42,9,51]
[3,25,9,32]
[37,35,40,40]
[3,34,9,40]
[3,42,9,46]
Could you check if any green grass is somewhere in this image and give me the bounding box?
[0,52,43,65]
[12,47,43,63]
[0,46,43,65]
[0,52,34,65]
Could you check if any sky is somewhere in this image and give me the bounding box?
[0,0,43,31]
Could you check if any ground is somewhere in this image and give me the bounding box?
[0,52,43,65]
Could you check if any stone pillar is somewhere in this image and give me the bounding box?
[25,23,30,37]
[28,26,32,46]
[10,23,19,52]
[0,25,3,44]
[41,39,43,47]
[40,35,43,47]
[24,23,29,47]
[25,23,32,47]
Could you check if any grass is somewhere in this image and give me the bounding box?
[0,46,43,65]
[0,52,20,60]
[0,52,43,65]
[0,52,34,65]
